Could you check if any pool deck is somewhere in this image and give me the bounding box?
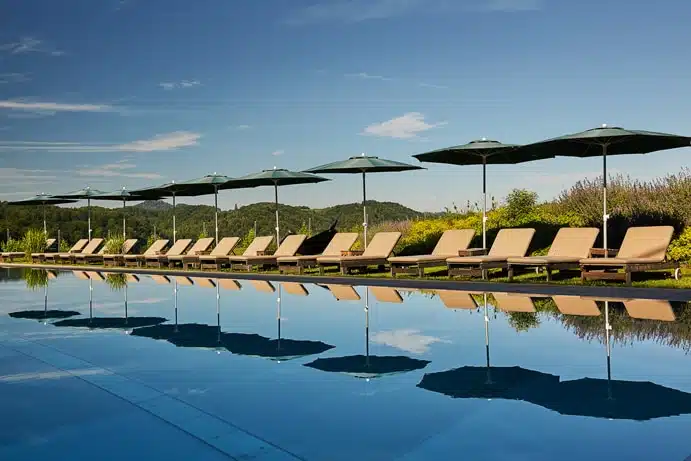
[2,262,691,301]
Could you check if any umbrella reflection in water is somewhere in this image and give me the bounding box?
[53,273,166,330]
[304,285,430,379]
[131,278,334,360]
[9,270,80,321]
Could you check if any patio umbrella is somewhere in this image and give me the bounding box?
[92,188,145,238]
[8,193,77,236]
[304,287,430,379]
[413,139,553,249]
[134,173,234,244]
[221,168,329,245]
[517,125,691,249]
[52,187,107,241]
[129,182,179,242]
[305,154,424,246]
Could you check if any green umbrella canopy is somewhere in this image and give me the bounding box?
[518,125,691,158]
[413,139,550,165]
[154,173,235,197]
[220,168,329,189]
[305,154,424,174]
[52,187,108,199]
[129,183,171,199]
[8,193,77,206]
[91,188,146,239]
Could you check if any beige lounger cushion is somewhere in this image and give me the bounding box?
[230,234,306,262]
[508,228,599,265]
[447,228,534,265]
[317,232,402,264]
[277,232,359,263]
[197,237,241,260]
[580,226,674,265]
[389,229,475,264]
[167,238,215,260]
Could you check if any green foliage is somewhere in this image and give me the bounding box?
[505,189,538,221]
[22,229,46,254]
[104,236,126,254]
[23,269,49,290]
[146,234,156,250]
[668,227,691,262]
[58,239,71,252]
[507,312,541,332]
[298,221,309,237]
[105,273,127,291]
[2,238,23,252]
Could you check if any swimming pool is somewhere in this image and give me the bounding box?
[1,269,690,460]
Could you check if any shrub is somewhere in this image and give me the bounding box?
[22,229,46,254]
[105,273,127,291]
[668,228,691,262]
[146,234,157,250]
[2,238,23,253]
[58,239,71,252]
[23,269,49,290]
[103,236,126,254]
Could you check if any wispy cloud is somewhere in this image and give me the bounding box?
[159,80,201,90]
[371,329,449,354]
[0,131,202,153]
[345,72,392,82]
[0,168,58,183]
[75,160,162,180]
[271,150,284,156]
[0,37,64,56]
[285,0,540,25]
[418,82,448,89]
[234,124,252,130]
[0,73,30,84]
[362,112,446,139]
[0,100,113,115]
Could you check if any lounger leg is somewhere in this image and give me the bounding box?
[417,267,423,278]
[580,267,586,282]
[545,267,552,282]
[625,270,632,286]
[507,266,514,281]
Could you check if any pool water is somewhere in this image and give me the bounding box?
[1,269,690,460]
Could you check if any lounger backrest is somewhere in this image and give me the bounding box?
[121,239,138,255]
[327,284,360,301]
[192,278,216,288]
[166,239,192,256]
[617,226,674,261]
[219,279,242,291]
[322,233,359,256]
[175,276,193,286]
[70,239,89,253]
[282,282,308,296]
[81,238,104,255]
[242,236,274,256]
[143,239,169,256]
[492,292,537,313]
[362,232,402,257]
[274,234,307,257]
[186,237,215,255]
[547,227,600,258]
[488,228,535,257]
[370,287,403,304]
[250,280,275,293]
[150,275,170,284]
[211,237,240,256]
[45,239,56,250]
[432,229,475,256]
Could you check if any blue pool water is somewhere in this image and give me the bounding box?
[1,269,690,460]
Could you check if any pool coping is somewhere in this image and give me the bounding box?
[3,262,691,301]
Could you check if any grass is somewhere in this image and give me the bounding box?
[3,257,690,290]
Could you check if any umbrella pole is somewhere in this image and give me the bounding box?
[365,288,370,368]
[124,282,128,325]
[174,279,178,333]
[122,199,126,239]
[482,157,487,250]
[216,280,221,343]
[89,278,93,324]
[88,198,92,241]
[602,144,609,252]
[274,183,280,245]
[44,284,48,317]
[43,203,47,236]
[172,193,177,243]
[484,293,493,384]
[605,300,613,400]
[214,186,219,244]
[277,284,282,350]
[362,172,368,248]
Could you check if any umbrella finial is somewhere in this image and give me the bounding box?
[273,165,277,170]
[361,152,366,157]
[481,137,487,141]
[602,123,608,128]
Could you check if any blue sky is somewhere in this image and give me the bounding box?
[1,0,690,212]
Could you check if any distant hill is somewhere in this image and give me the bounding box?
[1,199,423,243]
[134,200,173,211]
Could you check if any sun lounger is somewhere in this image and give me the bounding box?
[325,284,361,301]
[389,229,476,277]
[317,232,402,275]
[54,238,104,264]
[250,280,275,293]
[34,239,88,263]
[187,237,240,270]
[123,239,169,267]
[579,226,680,285]
[163,237,215,268]
[101,239,140,267]
[492,292,546,313]
[144,239,193,268]
[126,274,140,283]
[72,270,90,280]
[229,234,306,271]
[2,238,58,262]
[200,236,273,271]
[77,238,131,265]
[191,277,216,288]
[623,299,676,322]
[507,227,600,281]
[277,232,359,274]
[447,228,535,279]
[150,275,171,284]
[85,271,105,281]
[174,276,193,286]
[219,279,242,291]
